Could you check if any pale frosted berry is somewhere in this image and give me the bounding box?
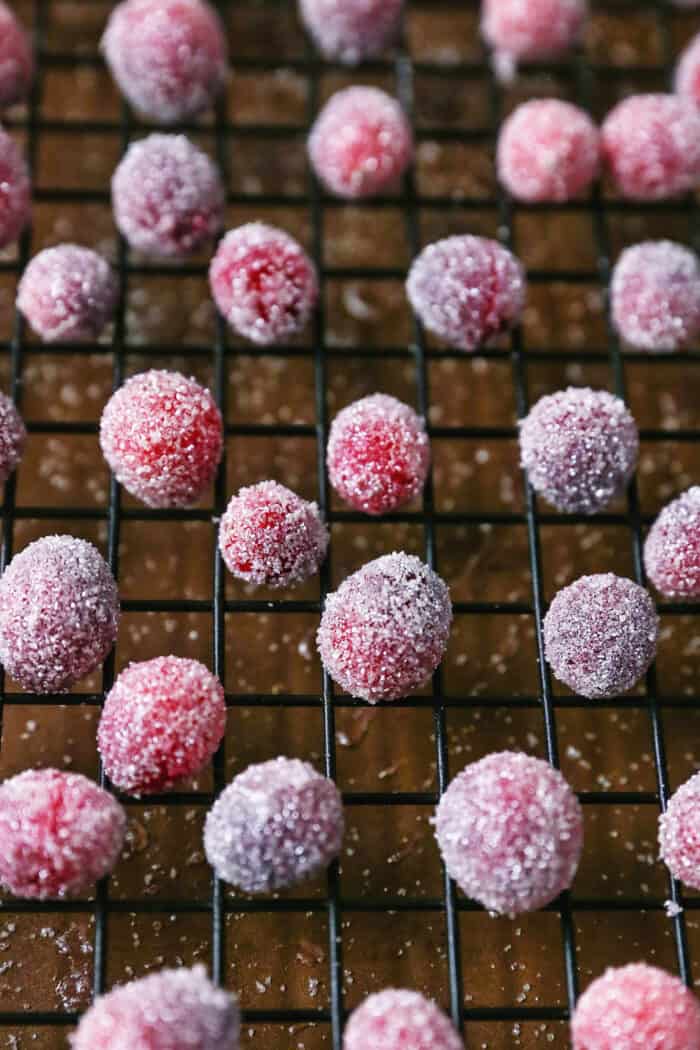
[0,769,126,899]
[676,32,700,107]
[0,391,25,484]
[299,0,402,64]
[98,656,226,795]
[482,0,586,80]
[100,370,223,508]
[544,573,658,699]
[660,770,700,891]
[343,989,464,1050]
[611,240,700,351]
[0,535,119,693]
[601,94,700,200]
[308,86,413,199]
[571,964,700,1050]
[519,387,639,514]
[71,965,240,1050]
[328,394,430,515]
[317,552,452,702]
[218,480,328,588]
[17,244,118,342]
[204,757,344,893]
[435,751,582,916]
[644,487,700,598]
[497,99,600,202]
[406,235,526,351]
[0,2,33,108]
[209,223,318,345]
[101,0,228,123]
[112,134,224,258]
[0,128,30,248]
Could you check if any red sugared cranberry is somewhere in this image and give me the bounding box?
[101,0,228,122]
[17,244,118,342]
[100,369,223,508]
[0,1,33,108]
[611,240,700,351]
[344,989,464,1050]
[299,0,403,64]
[644,487,700,598]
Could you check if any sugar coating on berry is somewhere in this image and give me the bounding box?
[204,757,344,893]
[497,99,600,203]
[544,573,658,699]
[435,751,582,916]
[327,393,430,516]
[317,552,452,702]
[343,989,464,1050]
[0,2,33,108]
[611,240,700,352]
[218,480,328,588]
[17,244,118,343]
[71,965,240,1050]
[644,487,700,599]
[601,94,700,201]
[406,235,526,351]
[0,128,30,248]
[98,656,226,795]
[659,770,700,891]
[482,0,586,79]
[308,86,413,199]
[0,391,25,485]
[519,386,639,514]
[209,223,318,345]
[571,963,700,1050]
[0,535,119,693]
[101,0,228,122]
[0,769,126,899]
[299,0,403,64]
[100,369,223,508]
[112,134,224,258]
[675,32,700,107]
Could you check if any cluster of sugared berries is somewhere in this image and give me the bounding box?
[1,1,700,1048]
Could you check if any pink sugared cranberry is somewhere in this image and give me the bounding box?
[676,32,700,107]
[100,369,223,508]
[299,0,403,64]
[71,965,240,1050]
[660,770,700,891]
[209,223,318,345]
[218,480,328,588]
[497,99,600,202]
[98,656,226,795]
[0,128,30,248]
[601,94,700,200]
[0,535,119,693]
[344,989,464,1050]
[611,240,700,351]
[406,235,526,351]
[112,134,224,258]
[308,86,413,199]
[0,769,126,899]
[519,387,639,514]
[543,573,658,699]
[17,244,118,343]
[317,552,452,702]
[327,393,430,515]
[0,391,25,484]
[0,2,33,108]
[571,964,700,1050]
[101,0,228,123]
[435,751,583,916]
[204,757,344,893]
[481,0,586,80]
[644,486,700,598]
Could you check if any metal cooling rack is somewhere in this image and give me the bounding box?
[0,1,699,1047]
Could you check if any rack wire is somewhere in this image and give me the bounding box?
[0,1,699,1048]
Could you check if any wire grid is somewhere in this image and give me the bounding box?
[0,0,699,1047]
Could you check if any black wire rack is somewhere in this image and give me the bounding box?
[0,1,699,1048]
